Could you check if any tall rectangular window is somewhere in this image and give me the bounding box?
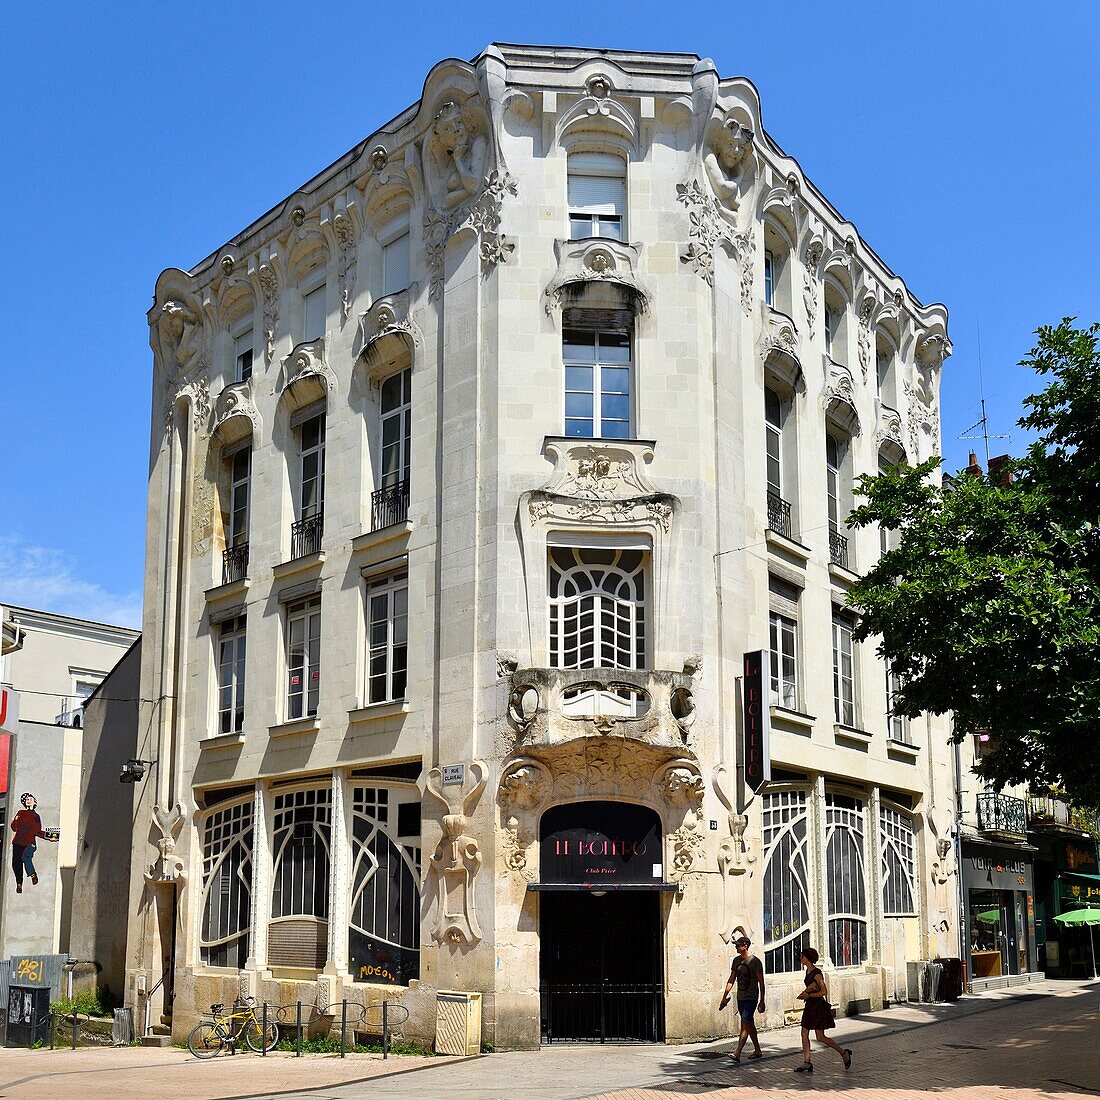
[769,611,797,710]
[234,329,254,383]
[217,614,246,735]
[763,250,775,306]
[826,434,841,533]
[380,368,412,490]
[824,302,842,361]
[199,799,253,968]
[366,571,408,704]
[563,328,631,439]
[299,414,325,521]
[832,611,856,726]
[287,597,321,720]
[568,154,625,240]
[762,790,812,973]
[228,446,250,548]
[302,284,326,343]
[382,232,410,296]
[880,805,917,917]
[765,387,783,499]
[886,662,909,742]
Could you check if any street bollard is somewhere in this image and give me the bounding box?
[49,1014,55,1051]
[262,1001,268,1057]
[296,1001,303,1057]
[340,1000,347,1058]
[382,1001,389,1060]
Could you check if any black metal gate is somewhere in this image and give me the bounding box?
[540,889,663,1043]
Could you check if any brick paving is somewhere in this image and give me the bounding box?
[0,981,1095,1099]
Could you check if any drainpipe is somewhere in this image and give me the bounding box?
[953,736,967,989]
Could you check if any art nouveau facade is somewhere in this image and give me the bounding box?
[126,45,956,1049]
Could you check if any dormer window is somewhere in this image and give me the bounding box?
[302,284,326,344]
[382,231,410,297]
[568,153,625,241]
[234,329,253,383]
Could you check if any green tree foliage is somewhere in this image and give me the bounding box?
[847,320,1100,803]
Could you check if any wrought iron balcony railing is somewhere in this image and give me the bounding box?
[371,478,410,531]
[290,513,324,559]
[767,491,792,540]
[222,542,249,585]
[829,527,850,570]
[976,792,1028,838]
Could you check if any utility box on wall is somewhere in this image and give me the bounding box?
[435,990,482,1056]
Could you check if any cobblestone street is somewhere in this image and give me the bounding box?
[0,980,1095,1099]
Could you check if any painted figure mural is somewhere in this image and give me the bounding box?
[9,792,58,894]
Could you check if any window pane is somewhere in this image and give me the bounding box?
[565,392,594,419]
[600,420,631,439]
[600,365,630,393]
[565,418,593,437]
[601,393,630,422]
[303,286,326,342]
[597,334,630,363]
[382,232,410,296]
[565,365,593,391]
[563,330,596,360]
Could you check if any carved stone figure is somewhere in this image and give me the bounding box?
[499,758,550,811]
[426,100,490,213]
[703,117,754,213]
[425,762,487,946]
[145,802,186,883]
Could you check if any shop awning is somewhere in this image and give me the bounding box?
[527,882,681,892]
[1062,872,1100,883]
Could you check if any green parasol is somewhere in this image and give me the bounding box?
[1053,908,1100,978]
[975,909,1001,925]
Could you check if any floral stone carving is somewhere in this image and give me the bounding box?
[425,761,487,946]
[543,237,650,315]
[676,179,727,285]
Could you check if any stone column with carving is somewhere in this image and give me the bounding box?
[867,785,884,965]
[326,771,351,977]
[246,782,272,981]
[811,775,831,968]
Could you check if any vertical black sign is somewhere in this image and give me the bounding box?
[743,650,771,792]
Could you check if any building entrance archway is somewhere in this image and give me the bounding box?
[537,801,665,1043]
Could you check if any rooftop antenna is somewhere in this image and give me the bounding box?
[960,318,1010,466]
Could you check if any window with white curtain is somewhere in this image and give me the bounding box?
[832,611,856,726]
[200,799,254,969]
[286,597,321,720]
[825,792,868,966]
[366,571,408,704]
[217,614,246,735]
[762,790,812,973]
[548,546,646,670]
[348,785,421,985]
[567,153,625,240]
[880,804,917,917]
[769,611,797,709]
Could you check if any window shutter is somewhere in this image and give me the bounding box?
[382,233,410,296]
[568,174,625,215]
[303,286,326,342]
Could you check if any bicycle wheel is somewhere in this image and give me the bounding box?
[188,1019,227,1058]
[243,1017,279,1053]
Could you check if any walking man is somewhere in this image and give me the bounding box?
[10,793,57,894]
[719,933,766,1062]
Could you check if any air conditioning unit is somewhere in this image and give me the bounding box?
[435,990,482,1056]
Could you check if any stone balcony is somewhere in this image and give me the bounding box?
[507,665,697,753]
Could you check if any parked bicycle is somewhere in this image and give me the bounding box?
[187,996,278,1058]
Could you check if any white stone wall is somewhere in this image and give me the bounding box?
[126,44,956,1049]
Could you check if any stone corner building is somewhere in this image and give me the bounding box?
[126,44,956,1049]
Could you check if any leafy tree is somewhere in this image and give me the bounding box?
[846,319,1100,804]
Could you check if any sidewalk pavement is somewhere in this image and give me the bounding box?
[0,978,1095,1100]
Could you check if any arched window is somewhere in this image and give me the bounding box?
[880,805,917,916]
[825,792,868,966]
[548,546,646,670]
[199,799,254,969]
[348,785,421,985]
[269,786,331,970]
[762,790,812,973]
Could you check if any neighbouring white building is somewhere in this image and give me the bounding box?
[127,44,956,1049]
[0,605,138,958]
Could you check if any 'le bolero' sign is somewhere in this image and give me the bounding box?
[743,651,771,792]
[540,801,663,884]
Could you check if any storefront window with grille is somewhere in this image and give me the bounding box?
[825,792,868,966]
[762,790,812,973]
[199,799,254,969]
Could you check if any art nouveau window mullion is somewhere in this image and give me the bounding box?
[199,797,255,970]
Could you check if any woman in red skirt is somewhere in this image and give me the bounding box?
[794,947,852,1073]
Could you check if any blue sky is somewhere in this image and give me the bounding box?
[2,2,1097,628]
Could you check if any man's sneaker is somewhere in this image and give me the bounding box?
[31,874,38,886]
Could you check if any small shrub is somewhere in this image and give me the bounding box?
[50,990,112,1019]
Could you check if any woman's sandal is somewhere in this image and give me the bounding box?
[730,1053,741,1063]
[794,1061,813,1073]
[843,1048,853,1070]
[748,1050,762,1059]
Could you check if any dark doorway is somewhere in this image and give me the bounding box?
[540,888,664,1042]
